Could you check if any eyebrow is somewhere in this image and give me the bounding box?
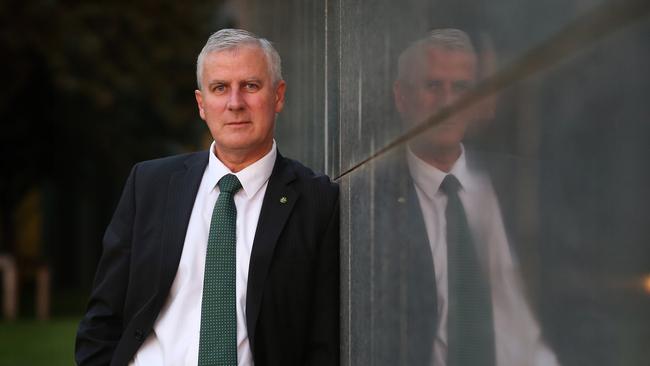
[207,80,227,87]
[207,78,264,86]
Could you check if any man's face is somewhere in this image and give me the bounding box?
[195,46,286,160]
[394,47,477,150]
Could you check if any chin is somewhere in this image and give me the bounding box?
[214,137,249,150]
[218,136,273,153]
[431,137,463,150]
[417,128,462,148]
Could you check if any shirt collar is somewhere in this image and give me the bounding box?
[406,144,473,200]
[206,140,277,198]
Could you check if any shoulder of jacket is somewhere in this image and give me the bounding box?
[280,156,338,192]
[136,151,206,169]
[129,151,208,183]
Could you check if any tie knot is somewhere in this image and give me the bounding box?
[218,174,242,194]
[440,174,462,195]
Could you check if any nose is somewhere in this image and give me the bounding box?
[440,84,455,107]
[227,88,245,111]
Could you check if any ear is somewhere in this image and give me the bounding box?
[393,80,405,115]
[476,45,497,122]
[274,80,287,113]
[195,89,206,120]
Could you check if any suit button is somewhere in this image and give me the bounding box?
[134,329,145,341]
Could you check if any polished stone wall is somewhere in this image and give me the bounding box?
[238,0,650,364]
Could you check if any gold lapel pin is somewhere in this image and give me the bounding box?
[280,196,288,204]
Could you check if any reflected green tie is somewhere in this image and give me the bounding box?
[441,174,495,366]
[198,174,242,366]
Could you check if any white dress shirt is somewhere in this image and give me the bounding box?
[130,140,277,366]
[406,146,558,366]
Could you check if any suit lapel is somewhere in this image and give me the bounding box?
[376,151,438,364]
[403,171,438,365]
[475,150,541,300]
[154,152,208,311]
[246,153,298,350]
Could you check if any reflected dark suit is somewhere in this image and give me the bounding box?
[372,147,543,366]
[75,150,340,366]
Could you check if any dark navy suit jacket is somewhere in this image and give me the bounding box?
[75,150,340,366]
[371,147,544,365]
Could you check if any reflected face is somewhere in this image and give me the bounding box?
[394,47,476,150]
[195,46,286,160]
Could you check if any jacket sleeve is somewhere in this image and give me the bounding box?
[75,164,138,365]
[305,183,340,366]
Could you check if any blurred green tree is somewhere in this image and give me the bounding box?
[0,0,232,296]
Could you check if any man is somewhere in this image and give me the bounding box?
[76,29,339,366]
[373,29,557,365]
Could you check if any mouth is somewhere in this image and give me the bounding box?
[225,121,252,126]
[428,120,457,129]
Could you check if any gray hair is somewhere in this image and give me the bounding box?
[196,28,283,89]
[397,28,476,81]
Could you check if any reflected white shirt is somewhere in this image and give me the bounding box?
[130,141,277,366]
[406,146,558,366]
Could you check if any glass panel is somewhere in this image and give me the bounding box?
[239,0,650,364]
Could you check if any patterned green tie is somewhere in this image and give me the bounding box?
[198,174,242,366]
[441,174,495,366]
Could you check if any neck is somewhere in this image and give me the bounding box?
[411,143,461,173]
[214,141,273,173]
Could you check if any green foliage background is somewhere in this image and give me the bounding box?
[1,1,232,363]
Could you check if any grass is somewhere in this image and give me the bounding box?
[0,317,80,366]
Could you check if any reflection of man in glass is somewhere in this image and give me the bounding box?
[392,29,557,366]
[394,29,476,172]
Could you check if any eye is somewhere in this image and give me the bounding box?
[244,82,260,91]
[212,84,227,93]
[452,81,473,93]
[425,80,443,92]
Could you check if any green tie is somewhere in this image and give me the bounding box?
[198,174,242,366]
[441,174,495,366]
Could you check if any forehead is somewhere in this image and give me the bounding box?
[201,46,270,79]
[406,46,476,80]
